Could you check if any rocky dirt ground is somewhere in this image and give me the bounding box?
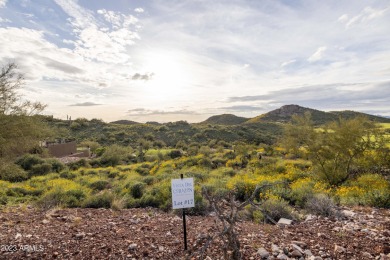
[0,206,389,260]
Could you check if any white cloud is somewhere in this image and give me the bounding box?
[0,0,6,8]
[54,0,140,64]
[281,59,296,68]
[1,0,390,122]
[308,46,327,62]
[134,8,144,13]
[339,6,389,28]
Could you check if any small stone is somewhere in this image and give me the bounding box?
[292,243,304,254]
[362,252,373,258]
[334,244,346,253]
[74,232,85,239]
[291,250,303,257]
[271,244,280,252]
[128,243,137,251]
[305,214,316,221]
[309,256,323,260]
[158,246,164,252]
[276,253,288,259]
[257,247,270,259]
[304,249,313,257]
[42,219,50,224]
[342,210,355,218]
[278,218,293,225]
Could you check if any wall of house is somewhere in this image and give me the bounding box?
[48,141,77,158]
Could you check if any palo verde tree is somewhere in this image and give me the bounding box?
[283,112,384,186]
[0,62,48,159]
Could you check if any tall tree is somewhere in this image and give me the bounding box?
[283,112,382,186]
[0,63,48,159]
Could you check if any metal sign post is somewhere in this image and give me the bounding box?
[181,174,188,251]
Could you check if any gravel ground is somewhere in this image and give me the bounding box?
[0,206,389,259]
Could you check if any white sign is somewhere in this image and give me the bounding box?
[171,178,195,209]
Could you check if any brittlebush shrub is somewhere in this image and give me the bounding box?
[82,191,114,208]
[290,178,315,206]
[336,174,390,208]
[37,179,89,208]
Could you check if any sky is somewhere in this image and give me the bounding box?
[0,0,389,123]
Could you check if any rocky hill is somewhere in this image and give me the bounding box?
[110,120,140,125]
[201,114,249,125]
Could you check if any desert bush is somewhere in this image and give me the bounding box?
[289,178,315,206]
[198,157,212,168]
[59,170,78,179]
[0,195,7,205]
[305,194,338,217]
[142,176,156,185]
[0,162,28,182]
[336,174,390,208]
[37,179,89,208]
[38,189,87,208]
[67,159,90,170]
[135,163,151,176]
[82,191,114,208]
[168,149,182,159]
[129,182,145,199]
[89,180,111,191]
[6,185,43,197]
[15,154,45,171]
[261,196,296,222]
[30,163,52,177]
[45,159,65,173]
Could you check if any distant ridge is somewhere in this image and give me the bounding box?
[201,114,249,125]
[246,104,390,125]
[329,110,390,123]
[246,104,337,125]
[110,120,140,125]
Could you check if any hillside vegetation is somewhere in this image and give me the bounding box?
[1,63,390,215]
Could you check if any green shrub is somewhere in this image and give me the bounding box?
[168,149,182,159]
[6,186,42,197]
[243,205,264,223]
[198,157,212,168]
[30,163,52,177]
[67,159,90,170]
[135,164,151,176]
[89,180,111,191]
[261,197,296,222]
[142,176,156,185]
[16,154,45,171]
[356,174,390,208]
[140,194,162,207]
[59,170,78,179]
[0,162,28,182]
[45,159,65,173]
[37,189,87,209]
[290,178,315,206]
[82,191,114,208]
[0,195,7,205]
[129,182,145,199]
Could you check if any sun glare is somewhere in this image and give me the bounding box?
[142,51,191,102]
